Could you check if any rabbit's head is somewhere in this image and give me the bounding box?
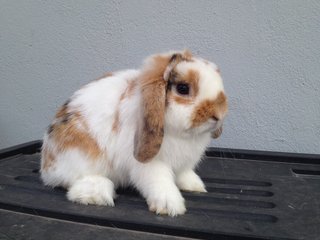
[134,50,228,162]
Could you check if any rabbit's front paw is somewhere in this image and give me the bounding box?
[67,175,115,206]
[176,170,207,193]
[147,190,186,217]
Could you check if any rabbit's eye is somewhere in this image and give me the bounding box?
[176,83,189,95]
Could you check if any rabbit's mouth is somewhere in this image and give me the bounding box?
[188,120,221,135]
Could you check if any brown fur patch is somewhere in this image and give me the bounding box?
[134,79,166,162]
[133,54,173,162]
[54,112,102,158]
[134,51,195,162]
[191,92,228,127]
[43,110,103,171]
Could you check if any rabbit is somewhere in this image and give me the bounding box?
[40,50,228,216]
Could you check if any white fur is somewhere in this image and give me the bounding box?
[130,159,186,216]
[41,51,226,217]
[67,175,115,206]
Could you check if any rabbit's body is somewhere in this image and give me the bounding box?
[41,70,139,188]
[41,50,228,216]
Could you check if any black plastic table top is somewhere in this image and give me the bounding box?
[0,141,320,240]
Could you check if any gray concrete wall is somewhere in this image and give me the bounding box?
[1,0,319,153]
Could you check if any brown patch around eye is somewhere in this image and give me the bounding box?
[168,69,199,105]
[191,92,228,127]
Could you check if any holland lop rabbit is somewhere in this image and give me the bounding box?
[41,50,228,216]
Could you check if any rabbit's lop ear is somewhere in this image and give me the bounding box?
[134,51,192,163]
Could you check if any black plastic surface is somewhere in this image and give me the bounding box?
[0,141,320,240]
[0,209,190,240]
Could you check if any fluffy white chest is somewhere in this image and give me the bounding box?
[158,132,211,173]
